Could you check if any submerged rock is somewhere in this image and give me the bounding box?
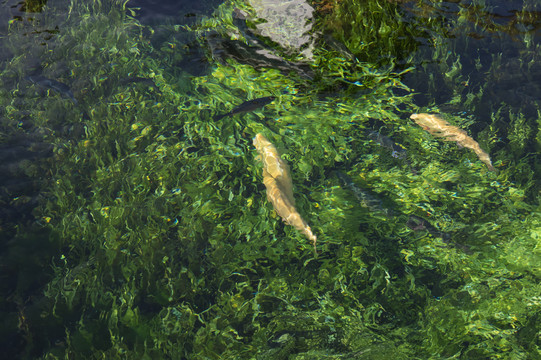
[245,0,316,59]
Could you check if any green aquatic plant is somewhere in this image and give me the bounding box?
[0,0,540,359]
[318,0,444,68]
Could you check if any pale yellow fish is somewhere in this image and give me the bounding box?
[253,133,317,251]
[410,113,496,172]
[253,133,294,204]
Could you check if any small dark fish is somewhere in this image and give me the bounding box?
[214,96,275,121]
[406,215,471,253]
[367,130,417,174]
[367,130,407,160]
[27,75,77,104]
[406,215,448,239]
[336,170,394,217]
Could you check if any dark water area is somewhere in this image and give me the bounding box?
[399,0,541,108]
[0,0,540,359]
[127,0,222,25]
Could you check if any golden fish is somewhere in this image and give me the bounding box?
[410,113,496,172]
[253,133,317,251]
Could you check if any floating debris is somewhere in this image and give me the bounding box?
[253,133,317,251]
[214,96,275,121]
[410,113,496,171]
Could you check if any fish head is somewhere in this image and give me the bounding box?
[253,133,271,150]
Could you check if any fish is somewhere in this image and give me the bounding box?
[253,133,317,251]
[335,170,395,217]
[214,96,275,121]
[410,113,495,171]
[366,130,417,174]
[27,75,77,104]
[406,215,471,253]
[406,215,450,241]
[367,130,408,160]
[336,171,470,252]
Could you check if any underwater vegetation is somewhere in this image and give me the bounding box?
[0,0,539,359]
